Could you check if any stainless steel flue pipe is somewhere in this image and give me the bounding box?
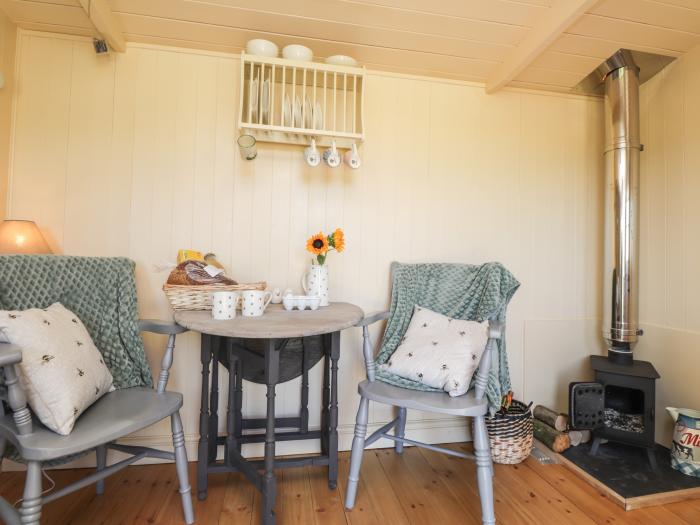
[600,50,642,361]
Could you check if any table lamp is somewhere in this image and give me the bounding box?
[0,220,52,254]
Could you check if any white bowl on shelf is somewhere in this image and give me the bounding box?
[325,55,358,66]
[246,39,278,57]
[282,44,313,62]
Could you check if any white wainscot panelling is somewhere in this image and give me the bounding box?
[6,31,604,464]
[636,42,700,448]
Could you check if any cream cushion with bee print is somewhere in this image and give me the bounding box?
[0,302,114,435]
[379,305,489,397]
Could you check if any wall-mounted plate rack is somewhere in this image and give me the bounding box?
[238,52,365,149]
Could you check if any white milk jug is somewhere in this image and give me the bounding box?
[302,264,329,307]
[667,407,700,477]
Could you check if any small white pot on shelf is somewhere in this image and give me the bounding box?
[283,45,313,62]
[246,39,278,57]
[325,55,358,67]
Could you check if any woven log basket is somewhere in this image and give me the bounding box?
[163,282,266,311]
[485,400,533,464]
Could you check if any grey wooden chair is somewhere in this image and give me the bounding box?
[0,320,194,525]
[344,315,502,525]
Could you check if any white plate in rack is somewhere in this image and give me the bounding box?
[248,78,258,122]
[283,95,291,126]
[293,96,303,128]
[314,101,323,129]
[261,78,270,124]
[304,96,314,129]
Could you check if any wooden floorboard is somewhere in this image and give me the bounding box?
[217,472,255,525]
[307,465,346,524]
[2,445,700,524]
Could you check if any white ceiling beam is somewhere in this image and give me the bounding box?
[485,0,599,93]
[78,0,125,52]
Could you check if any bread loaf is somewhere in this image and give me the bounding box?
[167,260,237,286]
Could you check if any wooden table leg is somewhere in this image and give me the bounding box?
[225,339,237,466]
[234,355,243,453]
[328,331,340,489]
[197,334,212,501]
[300,337,310,434]
[263,339,280,524]
[208,336,220,463]
[321,333,331,456]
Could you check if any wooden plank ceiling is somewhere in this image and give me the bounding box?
[0,0,698,94]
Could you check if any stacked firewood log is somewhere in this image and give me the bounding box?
[532,405,591,453]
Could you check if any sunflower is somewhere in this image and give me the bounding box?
[306,232,328,255]
[331,228,345,252]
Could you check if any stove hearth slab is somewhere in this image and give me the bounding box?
[559,441,700,510]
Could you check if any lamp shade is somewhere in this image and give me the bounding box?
[0,220,52,254]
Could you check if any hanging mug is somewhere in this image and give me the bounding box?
[302,264,329,306]
[344,143,361,169]
[323,140,341,168]
[304,139,321,167]
[241,290,273,317]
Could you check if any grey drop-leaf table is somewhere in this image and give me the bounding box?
[174,302,363,525]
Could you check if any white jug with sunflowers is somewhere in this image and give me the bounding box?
[303,228,345,307]
[302,264,329,307]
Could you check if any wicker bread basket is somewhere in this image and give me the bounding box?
[163,282,266,311]
[485,400,533,464]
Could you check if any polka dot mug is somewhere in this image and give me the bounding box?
[241,290,273,317]
[211,291,240,320]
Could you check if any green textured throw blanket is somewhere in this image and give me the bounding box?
[375,262,520,415]
[0,255,152,389]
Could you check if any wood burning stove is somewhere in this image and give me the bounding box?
[570,356,660,468]
[589,356,660,468]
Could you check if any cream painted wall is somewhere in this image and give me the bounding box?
[0,10,16,219]
[5,30,604,463]
[638,43,700,446]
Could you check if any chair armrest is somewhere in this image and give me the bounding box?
[356,312,389,381]
[139,319,188,335]
[473,320,505,401]
[0,343,32,435]
[138,320,187,393]
[0,343,22,367]
[355,311,389,327]
[488,319,503,340]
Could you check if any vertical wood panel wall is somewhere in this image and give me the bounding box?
[0,11,16,219]
[639,42,700,446]
[6,30,604,460]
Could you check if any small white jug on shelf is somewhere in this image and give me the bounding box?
[302,264,329,306]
